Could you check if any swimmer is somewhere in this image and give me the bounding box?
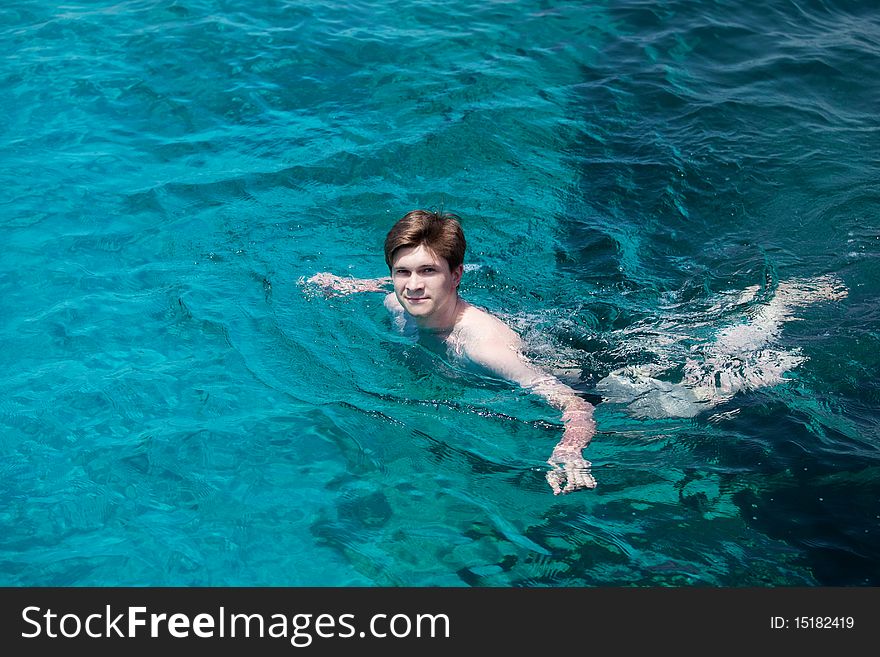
[306,209,596,495]
[305,209,848,491]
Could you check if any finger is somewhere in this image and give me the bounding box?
[563,464,580,492]
[566,466,596,492]
[579,471,597,489]
[546,470,562,495]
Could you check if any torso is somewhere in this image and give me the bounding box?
[385,292,524,367]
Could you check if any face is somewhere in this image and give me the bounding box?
[391,244,463,328]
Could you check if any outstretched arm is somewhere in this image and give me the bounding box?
[527,374,597,494]
[303,272,391,297]
[463,320,597,494]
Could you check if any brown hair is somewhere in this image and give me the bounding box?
[384,209,466,272]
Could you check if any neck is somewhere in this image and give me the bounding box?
[414,295,462,333]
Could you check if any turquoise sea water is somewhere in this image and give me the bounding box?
[1,0,878,586]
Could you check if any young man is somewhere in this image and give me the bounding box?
[306,209,597,495]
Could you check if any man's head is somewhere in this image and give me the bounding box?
[384,210,466,275]
[385,210,466,328]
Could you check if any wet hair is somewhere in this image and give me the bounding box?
[383,209,466,273]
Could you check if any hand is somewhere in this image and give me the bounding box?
[544,402,597,494]
[302,272,373,297]
[303,272,343,297]
[306,272,341,287]
[546,448,596,495]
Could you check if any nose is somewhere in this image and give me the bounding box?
[406,272,424,293]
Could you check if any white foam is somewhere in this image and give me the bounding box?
[598,275,847,419]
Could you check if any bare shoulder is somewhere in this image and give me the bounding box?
[456,303,524,349]
[452,303,544,385]
[384,292,404,314]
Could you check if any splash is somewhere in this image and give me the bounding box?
[598,275,848,418]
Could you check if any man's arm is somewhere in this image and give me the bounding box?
[462,318,597,494]
[303,272,391,297]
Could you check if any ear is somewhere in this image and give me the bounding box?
[451,264,464,288]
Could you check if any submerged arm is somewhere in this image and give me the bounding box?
[303,272,391,297]
[464,328,597,494]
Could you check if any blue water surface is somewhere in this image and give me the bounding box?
[1,0,878,586]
